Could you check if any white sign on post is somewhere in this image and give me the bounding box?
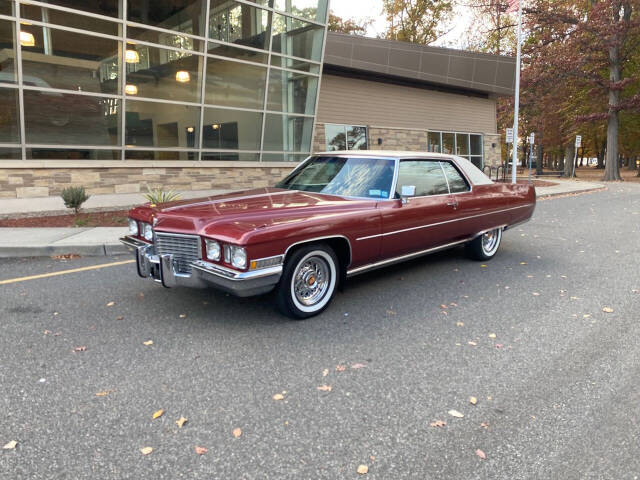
[529,133,535,145]
[506,128,514,144]
[575,135,582,148]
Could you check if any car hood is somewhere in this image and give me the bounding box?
[131,188,378,243]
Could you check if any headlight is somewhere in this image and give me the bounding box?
[205,239,221,261]
[230,246,247,269]
[128,218,139,236]
[142,223,153,241]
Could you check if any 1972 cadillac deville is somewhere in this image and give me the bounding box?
[121,152,535,318]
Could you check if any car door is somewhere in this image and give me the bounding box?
[439,160,479,240]
[379,160,459,259]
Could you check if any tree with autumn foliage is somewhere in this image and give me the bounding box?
[383,0,454,44]
[328,13,372,36]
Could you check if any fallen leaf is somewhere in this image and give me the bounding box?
[488,333,497,339]
[351,363,367,369]
[44,330,51,335]
[176,417,188,428]
[430,420,446,428]
[96,390,113,397]
[469,396,478,405]
[468,341,477,346]
[481,264,487,268]
[317,385,332,392]
[72,346,87,353]
[336,365,347,372]
[448,410,464,418]
[152,409,164,419]
[116,316,124,321]
[140,447,153,456]
[3,440,17,450]
[440,304,448,309]
[194,446,207,455]
[106,302,115,307]
[495,344,504,349]
[232,428,242,438]
[476,449,486,460]
[632,289,639,294]
[520,262,527,265]
[357,465,369,475]
[450,302,458,307]
[273,393,285,401]
[179,314,186,318]
[386,310,397,315]
[480,422,489,429]
[143,340,154,346]
[322,369,329,377]
[456,322,465,327]
[602,307,614,313]
[532,292,541,296]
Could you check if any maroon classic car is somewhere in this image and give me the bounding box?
[121,152,535,319]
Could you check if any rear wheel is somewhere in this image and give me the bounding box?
[276,244,338,319]
[466,228,503,261]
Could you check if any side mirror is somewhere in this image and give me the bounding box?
[401,185,416,204]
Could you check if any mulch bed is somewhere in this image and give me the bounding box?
[0,210,130,228]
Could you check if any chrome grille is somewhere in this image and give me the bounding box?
[154,233,200,274]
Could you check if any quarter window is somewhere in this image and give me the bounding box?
[396,161,449,198]
[325,124,368,151]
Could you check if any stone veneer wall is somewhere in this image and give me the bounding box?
[0,167,294,199]
[483,134,502,167]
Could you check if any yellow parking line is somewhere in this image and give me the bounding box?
[0,260,135,285]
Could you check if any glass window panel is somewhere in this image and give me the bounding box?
[442,132,454,154]
[271,14,324,62]
[470,134,483,156]
[207,42,268,64]
[0,1,13,16]
[125,99,200,149]
[33,1,120,18]
[456,133,469,156]
[263,114,313,152]
[125,43,202,103]
[202,152,260,161]
[0,148,21,159]
[20,5,119,36]
[0,87,19,143]
[470,156,483,169]
[267,69,317,115]
[24,91,120,145]
[270,55,320,73]
[273,0,328,23]
[262,153,309,162]
[347,126,367,150]
[128,0,207,37]
[209,1,270,51]
[427,132,441,153]
[0,20,16,84]
[126,150,197,160]
[27,148,121,160]
[202,108,262,150]
[126,26,203,53]
[440,161,470,193]
[205,56,267,109]
[397,161,449,197]
[20,26,120,94]
[324,124,345,151]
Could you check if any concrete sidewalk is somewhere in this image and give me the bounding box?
[0,179,606,259]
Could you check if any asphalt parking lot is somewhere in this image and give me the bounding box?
[1,183,640,480]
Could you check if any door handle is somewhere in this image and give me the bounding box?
[447,200,458,209]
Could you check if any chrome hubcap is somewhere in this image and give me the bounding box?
[294,257,330,307]
[482,229,500,254]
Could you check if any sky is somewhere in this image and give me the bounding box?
[328,0,473,48]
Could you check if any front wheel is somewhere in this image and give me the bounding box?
[466,228,503,261]
[276,244,339,319]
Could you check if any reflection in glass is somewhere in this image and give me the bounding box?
[273,0,328,23]
[270,55,320,73]
[347,126,367,150]
[126,26,203,53]
[128,0,207,37]
[28,149,121,160]
[456,133,469,156]
[0,87,20,143]
[20,25,120,94]
[126,150,197,160]
[442,132,454,154]
[126,99,200,149]
[263,113,313,152]
[0,1,12,15]
[440,161,470,193]
[427,131,441,153]
[32,0,120,18]
[20,5,120,36]
[0,20,16,84]
[126,43,202,102]
[205,56,267,109]
[0,148,21,159]
[202,152,260,161]
[209,1,270,51]
[24,92,120,145]
[208,42,268,64]
[470,134,483,156]
[267,69,318,115]
[324,124,345,151]
[262,153,308,162]
[202,108,262,150]
[397,161,449,196]
[271,14,324,62]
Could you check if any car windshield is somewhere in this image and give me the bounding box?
[277,156,396,199]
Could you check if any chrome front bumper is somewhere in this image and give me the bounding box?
[119,236,282,297]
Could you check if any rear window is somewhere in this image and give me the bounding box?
[454,156,493,185]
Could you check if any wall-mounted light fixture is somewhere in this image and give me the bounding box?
[125,48,140,64]
[175,70,191,83]
[19,31,35,47]
[124,84,138,95]
[187,127,195,133]
[212,124,220,130]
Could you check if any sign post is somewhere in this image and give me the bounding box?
[571,136,581,178]
[528,133,535,182]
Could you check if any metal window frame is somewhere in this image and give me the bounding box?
[323,123,369,152]
[3,0,329,164]
[426,130,485,169]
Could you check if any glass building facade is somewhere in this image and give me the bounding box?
[0,0,329,162]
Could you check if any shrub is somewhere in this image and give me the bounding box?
[144,186,181,205]
[61,186,89,214]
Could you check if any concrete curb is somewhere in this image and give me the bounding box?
[536,185,607,199]
[0,243,130,258]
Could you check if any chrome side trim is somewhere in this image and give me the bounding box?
[356,204,534,241]
[283,235,353,268]
[347,237,474,277]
